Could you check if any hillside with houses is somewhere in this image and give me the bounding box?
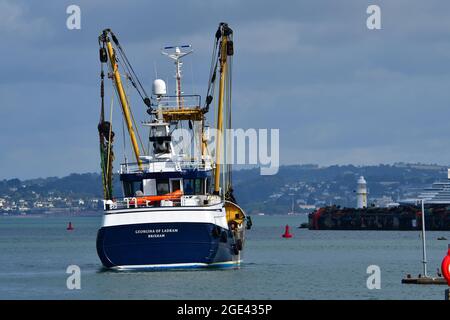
[0,163,447,216]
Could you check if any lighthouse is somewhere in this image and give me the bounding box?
[356,176,368,209]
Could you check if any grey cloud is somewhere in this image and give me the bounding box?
[2,0,450,179]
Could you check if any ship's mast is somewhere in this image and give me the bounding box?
[213,23,233,195]
[99,30,151,171]
[162,45,193,109]
[105,39,142,170]
[214,37,227,194]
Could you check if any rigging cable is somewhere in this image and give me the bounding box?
[123,72,146,154]
[106,96,114,181]
[203,33,220,115]
[98,38,114,200]
[108,49,147,160]
[107,30,152,110]
[122,114,127,163]
[226,40,233,195]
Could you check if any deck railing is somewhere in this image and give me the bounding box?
[153,95,201,109]
[102,195,218,211]
[120,159,210,174]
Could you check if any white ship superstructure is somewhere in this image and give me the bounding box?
[400,169,450,205]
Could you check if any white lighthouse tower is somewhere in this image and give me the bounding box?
[356,176,368,209]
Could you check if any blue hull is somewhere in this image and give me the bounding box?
[96,222,240,270]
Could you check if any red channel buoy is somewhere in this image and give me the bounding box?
[442,244,450,286]
[282,225,293,238]
[67,222,74,231]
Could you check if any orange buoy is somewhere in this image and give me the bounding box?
[282,224,293,238]
[67,222,74,231]
[442,244,450,286]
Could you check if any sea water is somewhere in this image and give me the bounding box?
[0,215,448,300]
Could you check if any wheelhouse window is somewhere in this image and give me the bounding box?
[171,179,181,193]
[183,178,205,195]
[123,181,143,197]
[206,177,210,194]
[183,179,194,195]
[195,179,204,195]
[156,179,170,195]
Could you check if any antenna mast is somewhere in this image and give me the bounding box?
[161,45,193,109]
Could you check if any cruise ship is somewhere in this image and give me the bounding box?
[95,24,251,270]
[400,169,450,205]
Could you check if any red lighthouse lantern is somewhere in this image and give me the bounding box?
[442,245,450,286]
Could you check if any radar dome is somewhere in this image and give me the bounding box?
[152,79,167,96]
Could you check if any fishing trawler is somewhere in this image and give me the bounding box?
[95,24,251,270]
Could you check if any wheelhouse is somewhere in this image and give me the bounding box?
[121,171,210,198]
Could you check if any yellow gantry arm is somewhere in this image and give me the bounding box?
[106,40,143,170]
[214,37,227,194]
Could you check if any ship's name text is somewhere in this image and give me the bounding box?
[135,228,179,238]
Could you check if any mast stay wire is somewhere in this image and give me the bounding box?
[122,115,127,163]
[122,69,146,155]
[111,50,147,157]
[106,96,114,180]
[226,39,233,194]
[107,56,139,164]
[107,30,151,109]
[203,35,220,119]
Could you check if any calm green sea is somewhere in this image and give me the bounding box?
[0,215,448,300]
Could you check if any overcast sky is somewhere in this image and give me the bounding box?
[2,0,450,179]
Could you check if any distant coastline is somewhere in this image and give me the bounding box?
[1,211,102,218]
[1,163,448,216]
